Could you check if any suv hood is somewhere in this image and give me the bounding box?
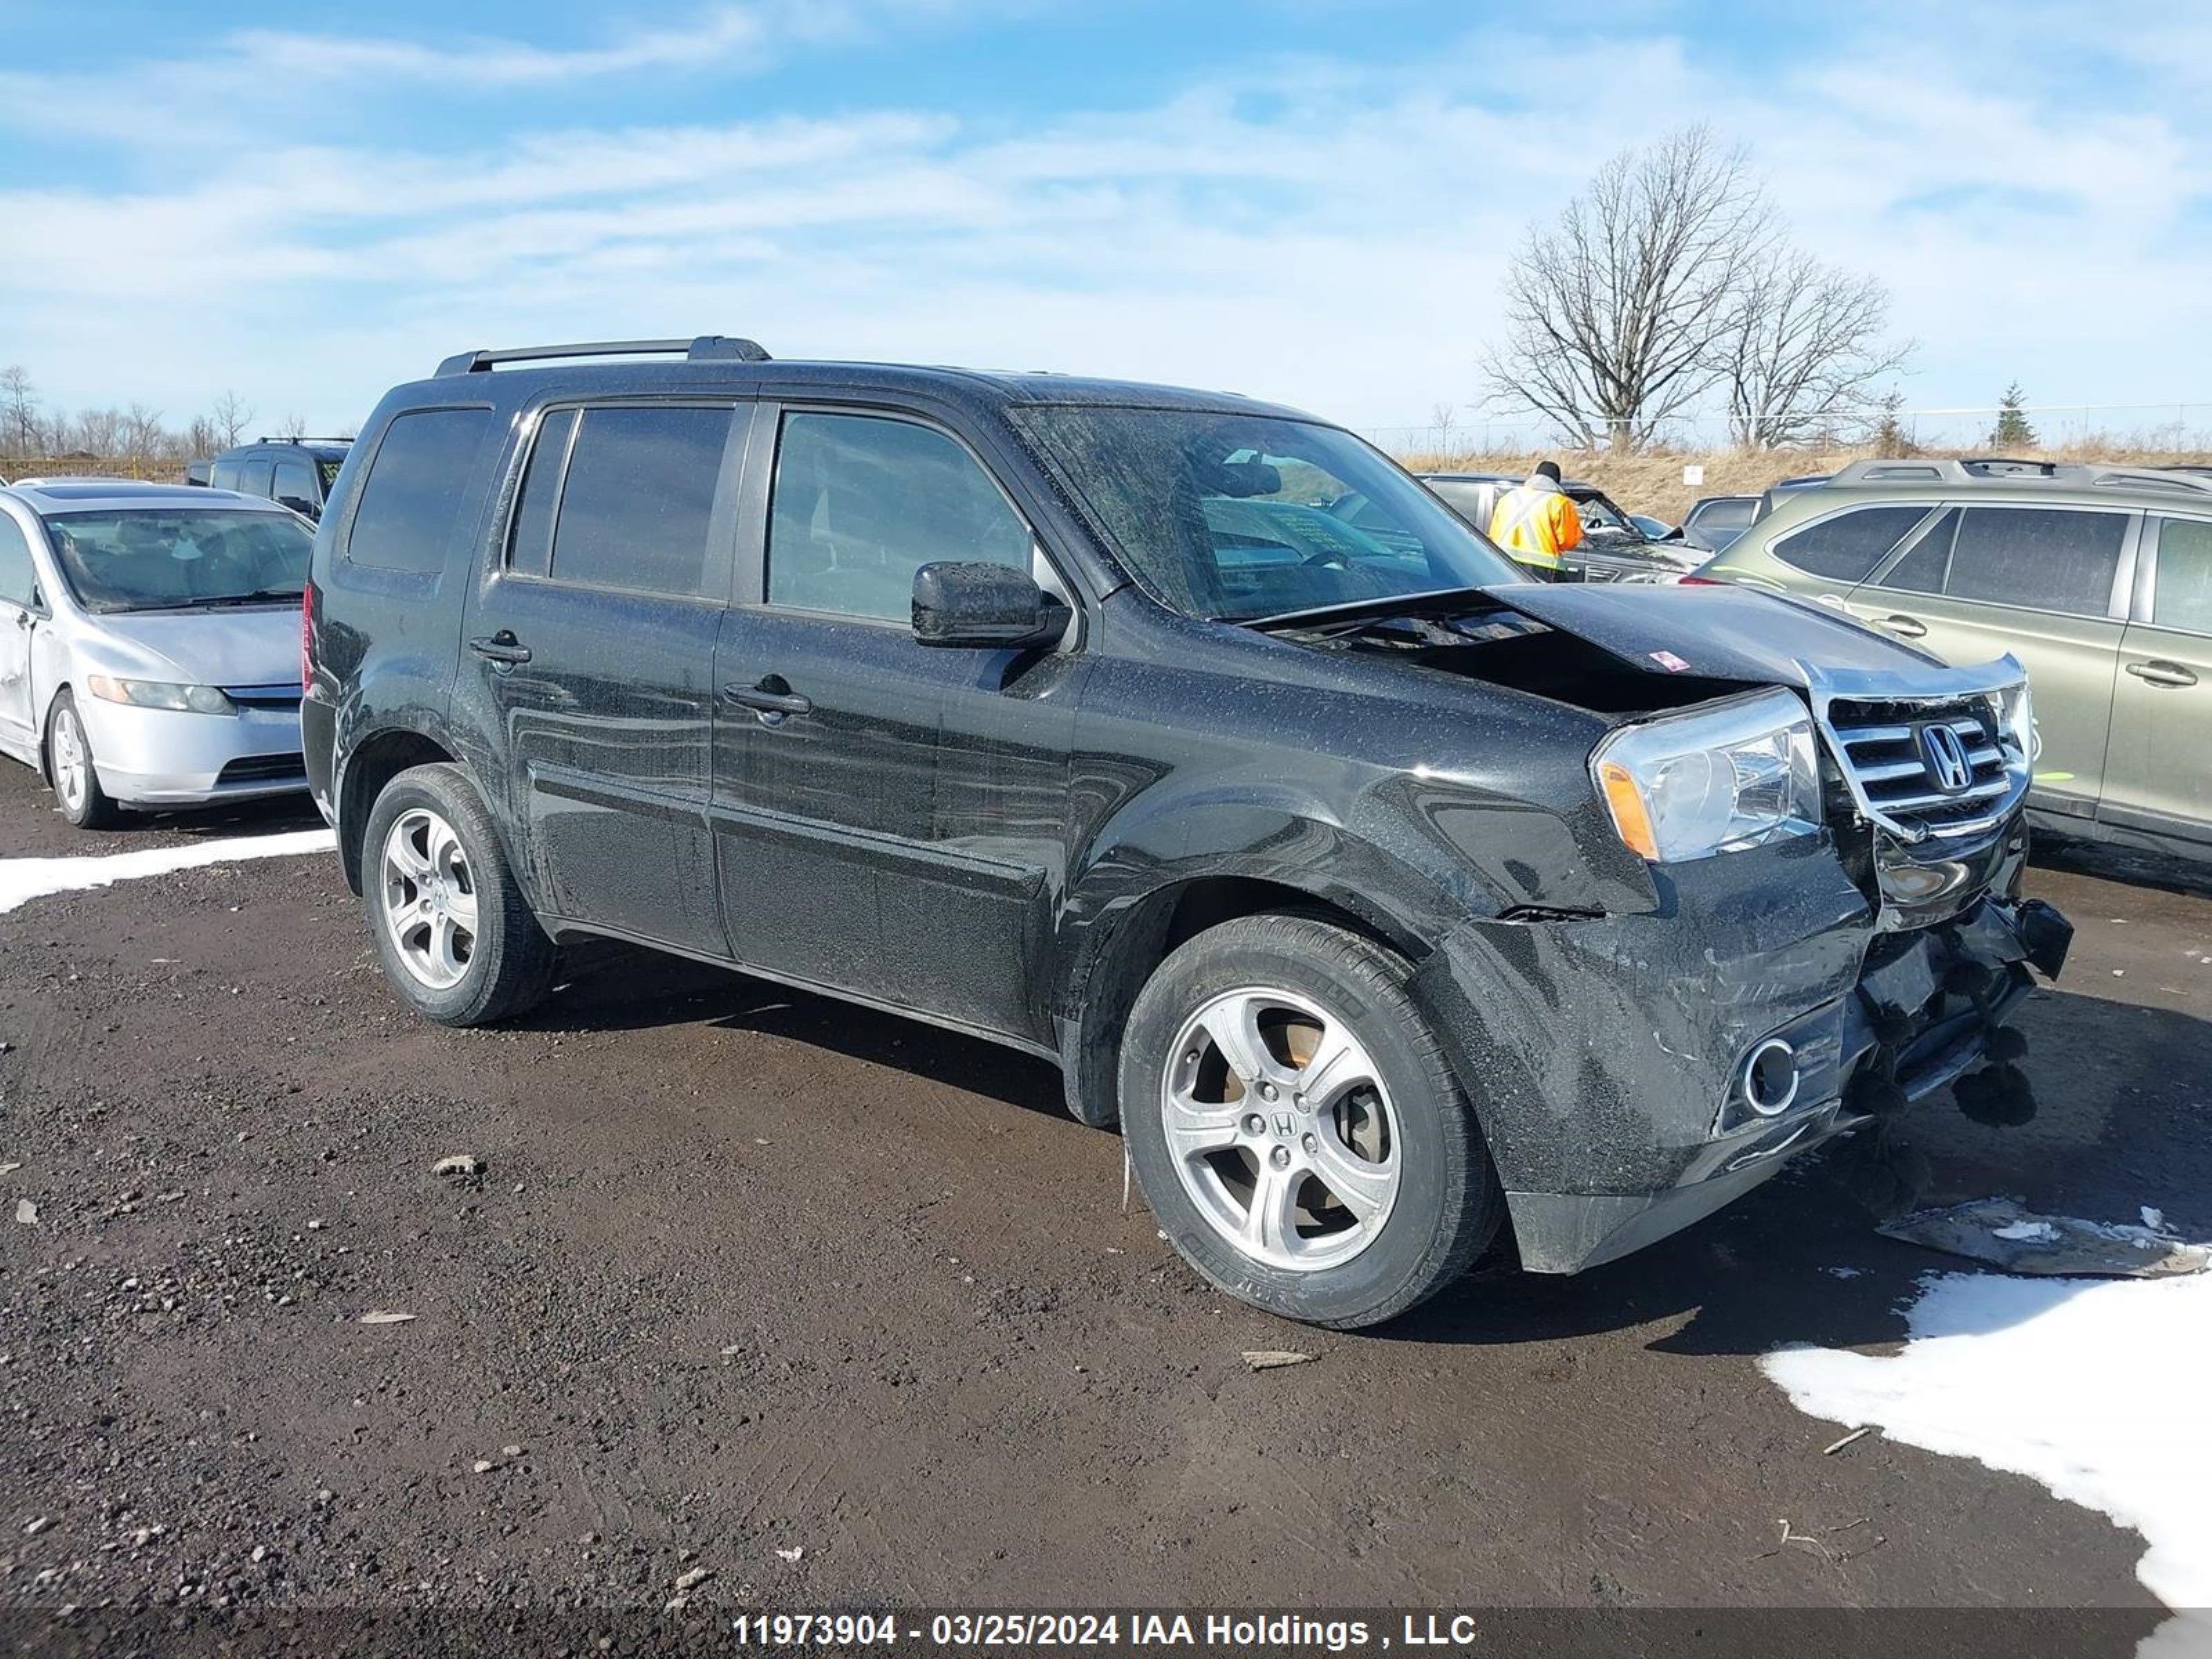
[1483,581,1941,686]
[78,606,302,688]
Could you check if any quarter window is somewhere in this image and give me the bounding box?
[346,409,494,575]
[544,406,731,597]
[1944,507,2126,617]
[506,409,577,579]
[2152,518,2212,635]
[767,413,1031,622]
[1770,505,1931,583]
[0,515,36,608]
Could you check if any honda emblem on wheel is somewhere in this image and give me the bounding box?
[1917,722,1973,794]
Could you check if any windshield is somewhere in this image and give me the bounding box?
[44,509,312,612]
[1010,408,1521,621]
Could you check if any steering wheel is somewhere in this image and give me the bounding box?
[1300,547,1351,569]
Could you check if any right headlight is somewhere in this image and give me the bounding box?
[1592,688,1821,863]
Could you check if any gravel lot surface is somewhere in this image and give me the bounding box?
[0,763,2203,1644]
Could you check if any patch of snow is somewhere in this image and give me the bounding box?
[1991,1219,2061,1243]
[2143,1208,2168,1235]
[0,830,335,915]
[1765,1271,2212,1646]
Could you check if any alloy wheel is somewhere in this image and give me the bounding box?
[379,807,478,991]
[1159,985,1400,1272]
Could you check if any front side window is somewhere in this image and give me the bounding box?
[767,412,1031,622]
[1770,505,1931,583]
[346,409,494,574]
[42,509,311,612]
[240,460,276,500]
[1944,506,2126,617]
[2151,517,2212,635]
[1011,408,1517,620]
[0,515,37,608]
[543,406,731,597]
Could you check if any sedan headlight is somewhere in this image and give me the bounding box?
[85,676,235,715]
[1592,688,1821,863]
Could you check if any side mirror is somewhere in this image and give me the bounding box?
[912,561,1069,648]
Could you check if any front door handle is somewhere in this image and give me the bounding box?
[724,680,813,721]
[468,632,531,666]
[2126,659,2199,688]
[1875,614,1927,638]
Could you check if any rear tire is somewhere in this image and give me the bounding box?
[360,763,555,1027]
[46,691,122,830]
[1119,913,1501,1329]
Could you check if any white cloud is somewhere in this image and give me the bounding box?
[3,6,2210,438]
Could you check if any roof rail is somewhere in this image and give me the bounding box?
[1819,456,2212,496]
[433,336,772,376]
[253,435,354,446]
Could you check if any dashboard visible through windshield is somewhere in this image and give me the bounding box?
[43,509,312,613]
[1011,406,1521,621]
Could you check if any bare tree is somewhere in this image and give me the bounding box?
[279,411,308,441]
[1,365,36,457]
[1712,247,1913,447]
[1483,126,1772,449]
[124,402,167,460]
[212,389,254,447]
[1429,402,1459,456]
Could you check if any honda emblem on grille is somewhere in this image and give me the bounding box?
[1916,722,1974,794]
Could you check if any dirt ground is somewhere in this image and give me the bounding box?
[0,762,2205,1643]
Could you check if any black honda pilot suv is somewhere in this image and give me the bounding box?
[303,337,2070,1329]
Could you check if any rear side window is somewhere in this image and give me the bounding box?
[346,409,494,574]
[767,412,1031,622]
[2152,517,2212,635]
[1770,505,1930,582]
[1696,498,1756,532]
[1877,509,1957,594]
[1946,506,2126,616]
[0,515,36,608]
[239,460,275,500]
[544,406,731,597]
[272,459,316,510]
[209,459,242,492]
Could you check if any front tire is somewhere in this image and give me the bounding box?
[46,691,122,830]
[1120,914,1502,1329]
[360,763,556,1027]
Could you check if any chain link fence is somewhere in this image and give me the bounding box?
[1367,404,2212,459]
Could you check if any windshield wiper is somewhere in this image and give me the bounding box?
[1234,585,1503,635]
[193,589,303,608]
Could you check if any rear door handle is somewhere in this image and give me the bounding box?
[1875,614,1927,638]
[723,681,813,720]
[2126,659,2199,688]
[468,632,531,665]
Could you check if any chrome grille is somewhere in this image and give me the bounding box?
[1803,659,2032,845]
[1828,701,2011,830]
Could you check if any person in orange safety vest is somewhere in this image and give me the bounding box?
[1486,460,1584,579]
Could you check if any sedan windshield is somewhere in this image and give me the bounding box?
[1010,407,1522,621]
[44,509,311,613]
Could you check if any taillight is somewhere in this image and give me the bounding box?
[301,583,316,693]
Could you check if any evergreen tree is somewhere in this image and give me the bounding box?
[1990,383,2037,449]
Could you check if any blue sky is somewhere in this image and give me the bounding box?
[3,0,2209,441]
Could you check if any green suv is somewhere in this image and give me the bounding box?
[1696,458,2212,863]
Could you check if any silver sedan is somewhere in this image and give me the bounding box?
[0,480,312,829]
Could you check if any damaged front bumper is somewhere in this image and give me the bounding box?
[1411,825,2072,1277]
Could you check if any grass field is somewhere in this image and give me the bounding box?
[1391,442,2212,523]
